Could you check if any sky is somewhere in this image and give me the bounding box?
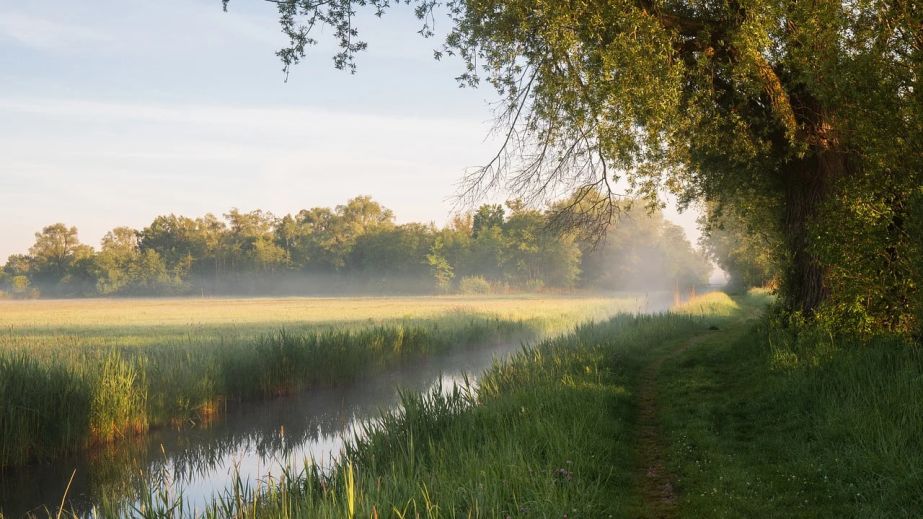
[0,0,703,262]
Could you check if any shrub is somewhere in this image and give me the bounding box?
[10,275,39,299]
[458,276,491,295]
[525,279,545,292]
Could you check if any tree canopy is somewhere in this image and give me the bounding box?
[232,0,922,334]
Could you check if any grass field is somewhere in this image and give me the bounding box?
[0,295,644,353]
[99,290,921,519]
[0,294,645,468]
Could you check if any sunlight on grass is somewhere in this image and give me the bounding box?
[673,292,740,317]
[0,295,643,469]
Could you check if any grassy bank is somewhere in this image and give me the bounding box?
[94,293,738,518]
[658,303,923,517]
[0,296,638,469]
[101,290,922,518]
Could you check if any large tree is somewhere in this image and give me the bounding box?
[234,0,922,329]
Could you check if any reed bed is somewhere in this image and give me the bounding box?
[66,294,735,518]
[0,295,640,469]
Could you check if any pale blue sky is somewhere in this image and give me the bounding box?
[0,0,701,261]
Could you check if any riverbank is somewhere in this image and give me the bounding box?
[128,290,919,518]
[0,296,644,470]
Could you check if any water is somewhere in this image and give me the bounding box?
[0,340,523,518]
[0,291,690,517]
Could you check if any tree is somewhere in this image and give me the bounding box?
[3,193,714,297]
[9,275,36,298]
[133,249,173,292]
[463,224,505,281]
[320,196,395,270]
[2,256,38,298]
[96,227,142,295]
[472,204,504,238]
[139,215,208,275]
[699,202,778,292]
[349,223,435,277]
[502,202,581,288]
[28,224,95,293]
[427,236,455,293]
[3,254,32,277]
[223,209,289,273]
[289,207,339,271]
[659,222,711,291]
[244,0,922,331]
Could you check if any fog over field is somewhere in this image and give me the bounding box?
[0,1,919,518]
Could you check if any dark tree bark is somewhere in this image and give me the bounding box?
[780,143,846,315]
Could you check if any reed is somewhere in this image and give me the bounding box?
[0,295,640,468]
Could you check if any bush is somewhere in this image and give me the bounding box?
[458,276,491,295]
[525,279,545,292]
[10,275,39,299]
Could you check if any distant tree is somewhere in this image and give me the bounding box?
[502,203,581,288]
[349,223,435,277]
[275,214,301,264]
[3,254,32,277]
[133,249,173,293]
[290,207,340,271]
[472,204,504,238]
[338,196,395,233]
[27,224,95,294]
[463,225,506,282]
[95,227,142,295]
[223,209,289,273]
[570,194,709,291]
[197,213,228,285]
[139,215,208,276]
[28,224,79,281]
[659,222,711,290]
[700,202,779,292]
[317,197,396,271]
[426,236,455,293]
[458,275,492,295]
[5,194,712,297]
[2,256,38,297]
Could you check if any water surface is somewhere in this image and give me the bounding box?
[0,340,522,517]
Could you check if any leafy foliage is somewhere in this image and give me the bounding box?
[2,195,707,297]
[233,0,923,334]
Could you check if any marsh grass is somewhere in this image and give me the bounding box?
[0,296,640,468]
[62,295,737,518]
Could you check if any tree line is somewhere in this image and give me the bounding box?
[0,195,709,298]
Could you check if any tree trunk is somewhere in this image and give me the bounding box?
[781,147,843,315]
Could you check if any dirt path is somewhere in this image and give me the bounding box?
[635,333,709,518]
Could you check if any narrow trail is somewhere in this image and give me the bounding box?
[635,333,710,519]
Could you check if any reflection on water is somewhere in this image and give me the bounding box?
[0,293,682,518]
[0,340,521,517]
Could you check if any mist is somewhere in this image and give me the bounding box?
[0,195,713,300]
